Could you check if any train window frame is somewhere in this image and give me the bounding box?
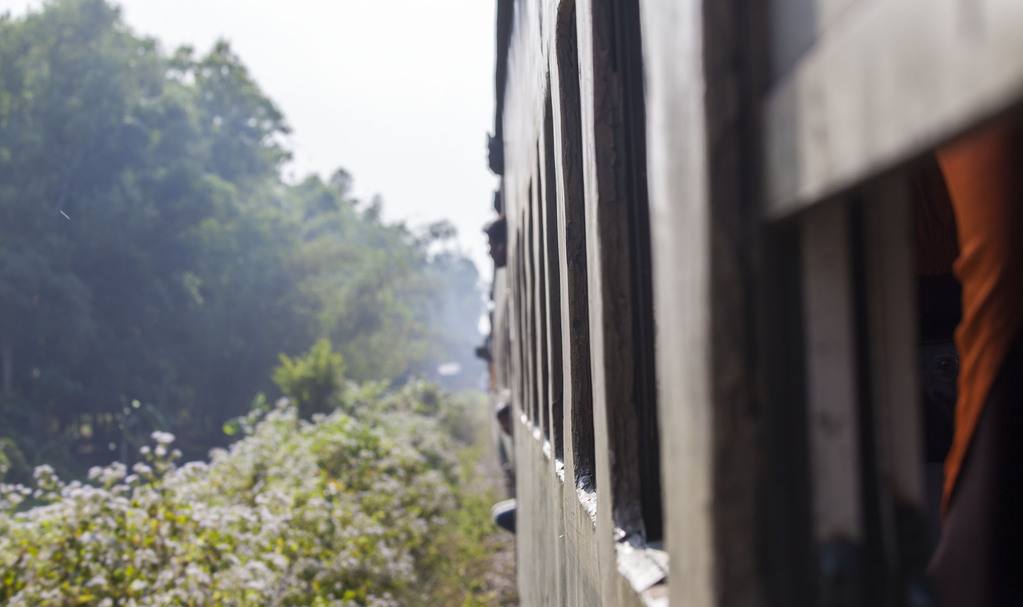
[753,0,1021,599]
[540,88,565,464]
[612,0,662,546]
[775,173,931,602]
[580,0,664,547]
[534,148,553,452]
[553,0,597,498]
[525,178,539,427]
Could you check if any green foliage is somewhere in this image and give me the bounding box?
[0,1,505,602]
[426,457,517,607]
[273,339,346,419]
[0,438,30,486]
[0,382,512,606]
[0,0,485,476]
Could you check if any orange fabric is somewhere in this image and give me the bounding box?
[937,123,1023,512]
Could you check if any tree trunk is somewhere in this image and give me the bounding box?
[1,341,12,398]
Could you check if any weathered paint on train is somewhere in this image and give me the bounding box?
[483,0,1023,605]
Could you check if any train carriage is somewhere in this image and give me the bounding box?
[481,0,1023,605]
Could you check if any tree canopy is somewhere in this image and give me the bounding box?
[0,0,485,478]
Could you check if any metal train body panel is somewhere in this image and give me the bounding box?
[483,0,1023,604]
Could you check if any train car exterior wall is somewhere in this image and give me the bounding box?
[488,0,1023,606]
[492,0,763,603]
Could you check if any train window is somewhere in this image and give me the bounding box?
[784,172,938,602]
[615,0,662,545]
[615,0,662,543]
[517,227,527,418]
[525,181,538,426]
[753,4,958,600]
[531,172,544,433]
[586,0,663,543]
[534,151,552,447]
[541,90,565,462]
[523,180,531,425]
[760,146,978,603]
[752,163,933,604]
[555,0,596,492]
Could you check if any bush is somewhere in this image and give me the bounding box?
[0,438,29,485]
[0,382,510,606]
[273,339,347,419]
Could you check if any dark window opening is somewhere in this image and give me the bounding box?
[556,0,595,490]
[542,87,565,461]
[527,180,540,426]
[610,0,662,543]
[517,220,530,419]
[536,151,552,443]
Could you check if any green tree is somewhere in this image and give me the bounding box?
[273,338,346,419]
[0,0,485,476]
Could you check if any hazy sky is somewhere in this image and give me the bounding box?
[0,0,499,273]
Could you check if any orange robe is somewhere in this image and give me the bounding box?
[937,123,1023,512]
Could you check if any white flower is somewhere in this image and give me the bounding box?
[32,465,55,480]
[0,383,476,605]
[151,431,176,445]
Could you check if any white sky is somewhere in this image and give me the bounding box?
[1,0,499,273]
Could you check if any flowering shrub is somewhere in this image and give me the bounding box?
[0,384,490,606]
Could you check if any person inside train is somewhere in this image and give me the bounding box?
[913,156,960,541]
[916,117,1023,605]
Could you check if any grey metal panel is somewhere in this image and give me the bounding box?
[575,0,642,600]
[863,179,924,507]
[637,0,716,602]
[765,0,1023,218]
[801,202,864,542]
[641,0,771,602]
[770,0,859,79]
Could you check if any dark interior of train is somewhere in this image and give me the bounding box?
[914,114,1023,603]
[913,155,960,541]
[754,114,1023,606]
[828,113,1023,603]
